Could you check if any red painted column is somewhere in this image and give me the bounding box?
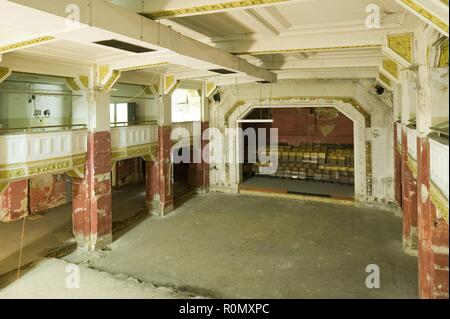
[158,125,174,216]
[417,137,449,299]
[401,128,418,254]
[417,137,433,298]
[0,180,28,223]
[393,125,402,207]
[145,156,160,211]
[189,122,210,193]
[72,131,112,251]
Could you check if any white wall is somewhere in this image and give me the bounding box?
[0,81,72,128]
[209,79,395,203]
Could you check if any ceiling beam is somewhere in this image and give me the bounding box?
[395,0,449,36]
[131,0,303,20]
[5,0,277,83]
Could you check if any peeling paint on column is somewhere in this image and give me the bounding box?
[72,131,112,251]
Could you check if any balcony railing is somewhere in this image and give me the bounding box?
[111,122,158,161]
[0,126,88,182]
[429,138,449,199]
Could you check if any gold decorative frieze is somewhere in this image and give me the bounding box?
[379,73,391,88]
[387,33,414,64]
[0,67,11,84]
[224,100,246,125]
[79,76,89,89]
[98,65,110,84]
[119,62,170,72]
[206,82,217,97]
[430,182,449,224]
[103,70,121,91]
[66,78,81,91]
[0,155,86,182]
[0,36,56,54]
[382,59,399,79]
[111,143,157,162]
[438,39,449,67]
[234,44,382,56]
[441,0,449,6]
[164,75,180,95]
[144,0,289,19]
[399,0,449,34]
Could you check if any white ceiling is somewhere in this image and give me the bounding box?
[1,0,442,84]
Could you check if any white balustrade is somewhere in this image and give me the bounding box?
[111,124,158,149]
[406,127,417,160]
[429,138,449,199]
[0,129,87,166]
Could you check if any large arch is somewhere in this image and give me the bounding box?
[225,96,372,201]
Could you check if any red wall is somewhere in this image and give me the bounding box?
[29,174,67,214]
[115,158,144,188]
[271,108,354,145]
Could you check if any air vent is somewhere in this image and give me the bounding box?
[93,40,155,53]
[209,69,237,75]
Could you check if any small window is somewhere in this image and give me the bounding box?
[110,103,129,125]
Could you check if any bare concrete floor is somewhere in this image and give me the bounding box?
[0,182,147,282]
[62,193,417,299]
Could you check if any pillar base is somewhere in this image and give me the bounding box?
[147,198,174,217]
[75,233,112,252]
[403,226,419,256]
[193,186,209,195]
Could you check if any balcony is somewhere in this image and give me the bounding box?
[0,125,88,182]
[110,122,158,162]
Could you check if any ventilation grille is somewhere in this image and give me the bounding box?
[93,40,155,53]
[209,69,237,75]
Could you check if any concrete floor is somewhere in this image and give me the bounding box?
[0,182,148,283]
[58,193,417,299]
[1,187,418,298]
[241,177,354,198]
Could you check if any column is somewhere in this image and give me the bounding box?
[401,127,418,254]
[415,29,449,299]
[72,69,112,251]
[188,83,210,194]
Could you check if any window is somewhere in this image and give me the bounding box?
[110,103,129,125]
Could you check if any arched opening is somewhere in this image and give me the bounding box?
[227,98,369,201]
[239,106,355,199]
